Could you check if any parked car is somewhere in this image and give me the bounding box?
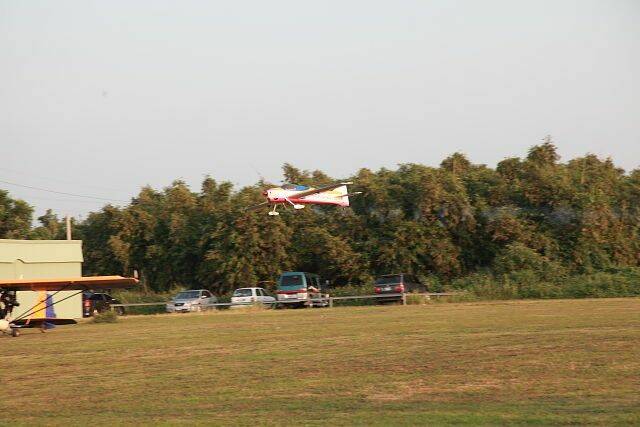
[82,292,124,317]
[230,287,276,307]
[166,289,217,313]
[373,274,427,303]
[276,272,328,307]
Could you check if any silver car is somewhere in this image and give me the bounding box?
[166,289,218,313]
[231,287,276,308]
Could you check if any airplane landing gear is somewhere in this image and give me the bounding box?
[268,204,280,216]
[284,198,305,210]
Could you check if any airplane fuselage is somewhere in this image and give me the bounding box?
[266,188,350,207]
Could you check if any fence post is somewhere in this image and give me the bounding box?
[329,296,333,308]
[402,293,407,306]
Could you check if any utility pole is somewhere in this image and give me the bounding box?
[66,215,72,240]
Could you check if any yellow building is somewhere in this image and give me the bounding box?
[0,239,83,319]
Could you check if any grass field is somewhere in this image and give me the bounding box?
[3,299,640,425]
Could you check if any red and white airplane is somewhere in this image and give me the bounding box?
[248,182,361,215]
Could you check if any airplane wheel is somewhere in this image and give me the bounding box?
[11,328,19,337]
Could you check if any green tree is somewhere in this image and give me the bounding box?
[0,189,33,239]
[30,209,65,239]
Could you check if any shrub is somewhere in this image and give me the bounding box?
[112,288,179,303]
[405,293,429,305]
[93,310,118,323]
[493,243,568,281]
[111,288,183,315]
[326,284,375,306]
[451,273,514,300]
[328,284,372,297]
[561,269,640,298]
[421,274,444,292]
[453,267,640,300]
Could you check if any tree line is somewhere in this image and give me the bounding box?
[2,140,640,298]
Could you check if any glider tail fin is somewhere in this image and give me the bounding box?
[333,185,348,206]
[334,186,364,206]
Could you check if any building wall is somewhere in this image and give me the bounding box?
[0,239,84,319]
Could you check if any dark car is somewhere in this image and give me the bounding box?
[82,292,124,317]
[373,274,427,303]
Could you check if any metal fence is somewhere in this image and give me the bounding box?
[110,292,458,313]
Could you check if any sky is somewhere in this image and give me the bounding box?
[1,0,639,219]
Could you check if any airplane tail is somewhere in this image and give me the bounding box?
[334,186,363,207]
[334,185,349,206]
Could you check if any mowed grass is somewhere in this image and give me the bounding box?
[3,299,640,426]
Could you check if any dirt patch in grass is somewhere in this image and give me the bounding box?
[368,378,503,401]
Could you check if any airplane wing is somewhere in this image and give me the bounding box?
[289,182,353,199]
[0,276,138,291]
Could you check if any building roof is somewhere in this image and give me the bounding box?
[0,275,138,291]
[0,239,83,264]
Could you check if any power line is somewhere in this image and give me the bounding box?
[0,178,130,203]
[0,166,127,193]
[16,196,110,205]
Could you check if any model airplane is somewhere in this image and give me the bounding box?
[0,276,138,337]
[247,182,361,215]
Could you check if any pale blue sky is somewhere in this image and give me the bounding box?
[1,0,639,218]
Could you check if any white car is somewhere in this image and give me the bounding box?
[231,287,276,307]
[166,289,218,313]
